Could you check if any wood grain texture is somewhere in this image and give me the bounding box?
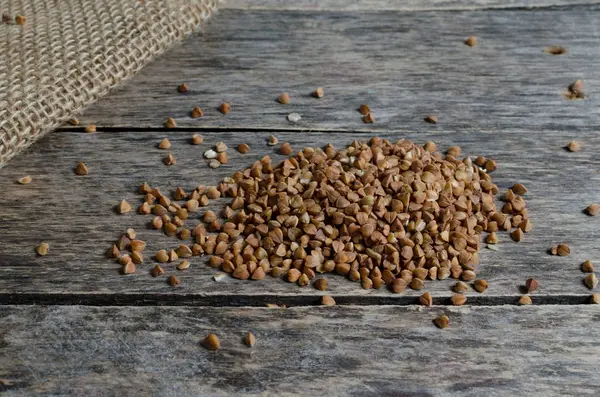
[2,304,600,396]
[1,129,599,303]
[222,0,600,11]
[68,6,600,134]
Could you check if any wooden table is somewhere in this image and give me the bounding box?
[2,1,600,395]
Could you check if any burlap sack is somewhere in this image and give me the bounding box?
[0,0,217,166]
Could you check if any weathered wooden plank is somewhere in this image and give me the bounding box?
[2,304,600,396]
[222,0,600,11]
[68,7,600,133]
[0,129,598,302]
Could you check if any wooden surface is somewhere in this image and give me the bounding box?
[2,2,600,396]
[2,304,600,397]
[1,129,599,305]
[222,0,600,10]
[67,6,600,134]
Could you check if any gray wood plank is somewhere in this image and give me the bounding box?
[2,304,600,396]
[222,0,600,11]
[0,129,598,302]
[68,6,600,134]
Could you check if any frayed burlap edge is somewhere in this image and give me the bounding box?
[0,0,218,166]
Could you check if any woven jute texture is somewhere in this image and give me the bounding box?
[0,0,217,166]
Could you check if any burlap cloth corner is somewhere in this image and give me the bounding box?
[0,0,218,166]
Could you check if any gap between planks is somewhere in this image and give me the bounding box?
[220,0,600,12]
[0,292,594,306]
[56,126,385,134]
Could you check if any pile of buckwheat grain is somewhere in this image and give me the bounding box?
[109,137,531,294]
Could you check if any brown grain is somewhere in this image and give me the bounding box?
[158,138,171,149]
[117,235,131,250]
[278,92,290,104]
[251,267,266,280]
[131,251,144,264]
[215,142,228,153]
[424,115,438,124]
[321,295,336,306]
[164,153,176,166]
[314,278,328,291]
[164,117,177,128]
[192,134,204,144]
[450,294,466,306]
[433,314,449,329]
[122,261,136,274]
[17,175,32,185]
[219,103,231,114]
[410,278,424,290]
[176,259,190,270]
[191,107,204,119]
[178,83,189,93]
[118,200,132,214]
[287,268,301,283]
[156,249,169,263]
[139,202,151,215]
[216,152,228,164]
[525,278,538,293]
[244,332,256,347]
[454,281,468,293]
[584,273,598,290]
[358,104,370,115]
[486,232,498,244]
[362,113,375,124]
[392,279,407,293]
[419,291,433,306]
[279,142,294,155]
[567,141,581,152]
[130,240,146,252]
[206,187,220,199]
[511,183,528,195]
[75,162,88,175]
[84,124,96,133]
[298,273,310,287]
[586,204,600,216]
[464,36,477,47]
[519,219,533,233]
[582,260,594,273]
[473,279,488,293]
[237,143,250,154]
[462,270,476,282]
[447,145,461,157]
[313,87,324,98]
[151,265,164,277]
[545,46,567,55]
[551,243,570,256]
[519,295,532,305]
[108,244,120,259]
[510,228,523,242]
[565,80,584,100]
[202,334,220,350]
[36,242,49,256]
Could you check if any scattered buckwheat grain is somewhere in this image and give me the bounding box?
[36,242,49,256]
[464,36,477,47]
